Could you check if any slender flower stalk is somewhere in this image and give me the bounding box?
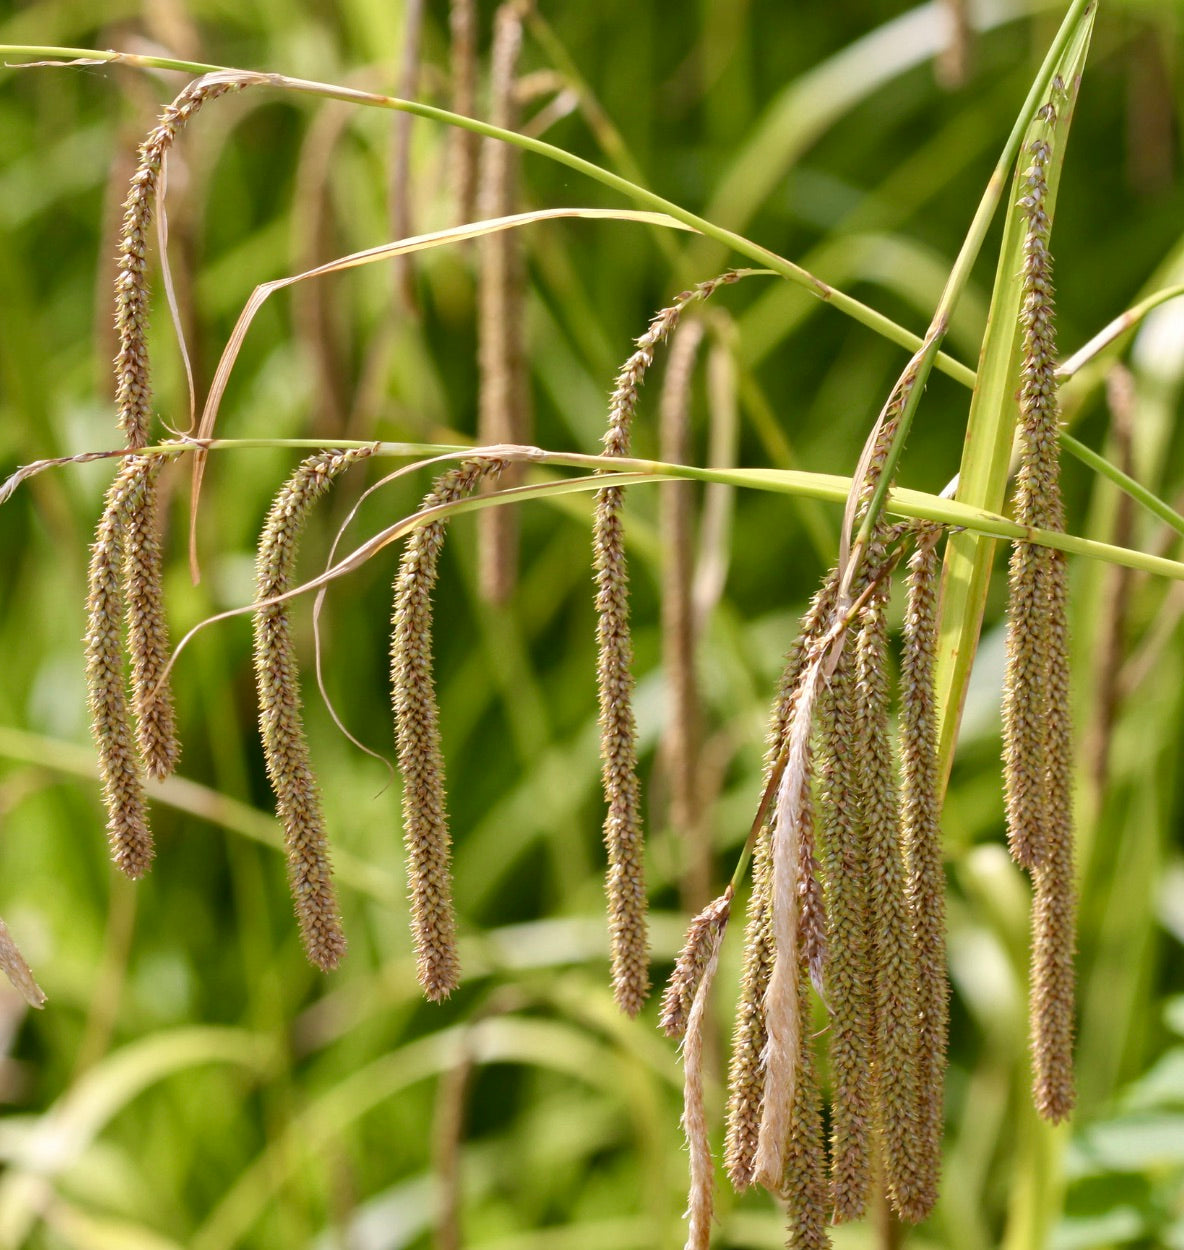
[392,457,507,1001]
[255,448,372,971]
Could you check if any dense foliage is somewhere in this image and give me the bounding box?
[1,2,1183,1247]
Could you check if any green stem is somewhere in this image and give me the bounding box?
[850,0,1095,563]
[0,44,973,387]
[1057,282,1184,379]
[1061,431,1184,539]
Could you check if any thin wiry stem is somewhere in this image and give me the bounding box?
[392,457,507,1001]
[899,525,947,1217]
[255,448,372,970]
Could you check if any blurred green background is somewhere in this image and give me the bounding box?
[1,0,1183,1246]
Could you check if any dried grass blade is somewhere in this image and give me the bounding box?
[186,208,696,578]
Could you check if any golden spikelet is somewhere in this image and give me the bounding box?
[1031,551,1076,1122]
[255,448,372,971]
[819,637,874,1222]
[781,968,831,1250]
[898,525,947,1218]
[660,886,733,1039]
[116,77,241,450]
[724,824,774,1191]
[853,582,924,1222]
[1002,533,1051,871]
[392,457,507,1001]
[477,1,529,605]
[1002,128,1076,1121]
[594,272,740,1017]
[122,458,179,781]
[85,458,156,879]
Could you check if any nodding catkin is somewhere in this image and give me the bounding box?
[1032,553,1076,1122]
[725,825,774,1191]
[86,458,157,879]
[477,2,529,605]
[679,901,730,1250]
[392,457,507,1002]
[899,525,947,1215]
[819,638,874,1222]
[255,448,372,972]
[1004,126,1076,1121]
[660,886,733,1039]
[724,571,836,1191]
[123,458,179,781]
[594,270,740,1018]
[116,77,241,450]
[781,967,830,1250]
[854,580,925,1223]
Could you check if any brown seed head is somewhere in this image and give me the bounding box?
[392,457,507,1001]
[255,447,372,971]
[115,78,242,449]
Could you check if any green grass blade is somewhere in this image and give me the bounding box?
[933,8,1097,785]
